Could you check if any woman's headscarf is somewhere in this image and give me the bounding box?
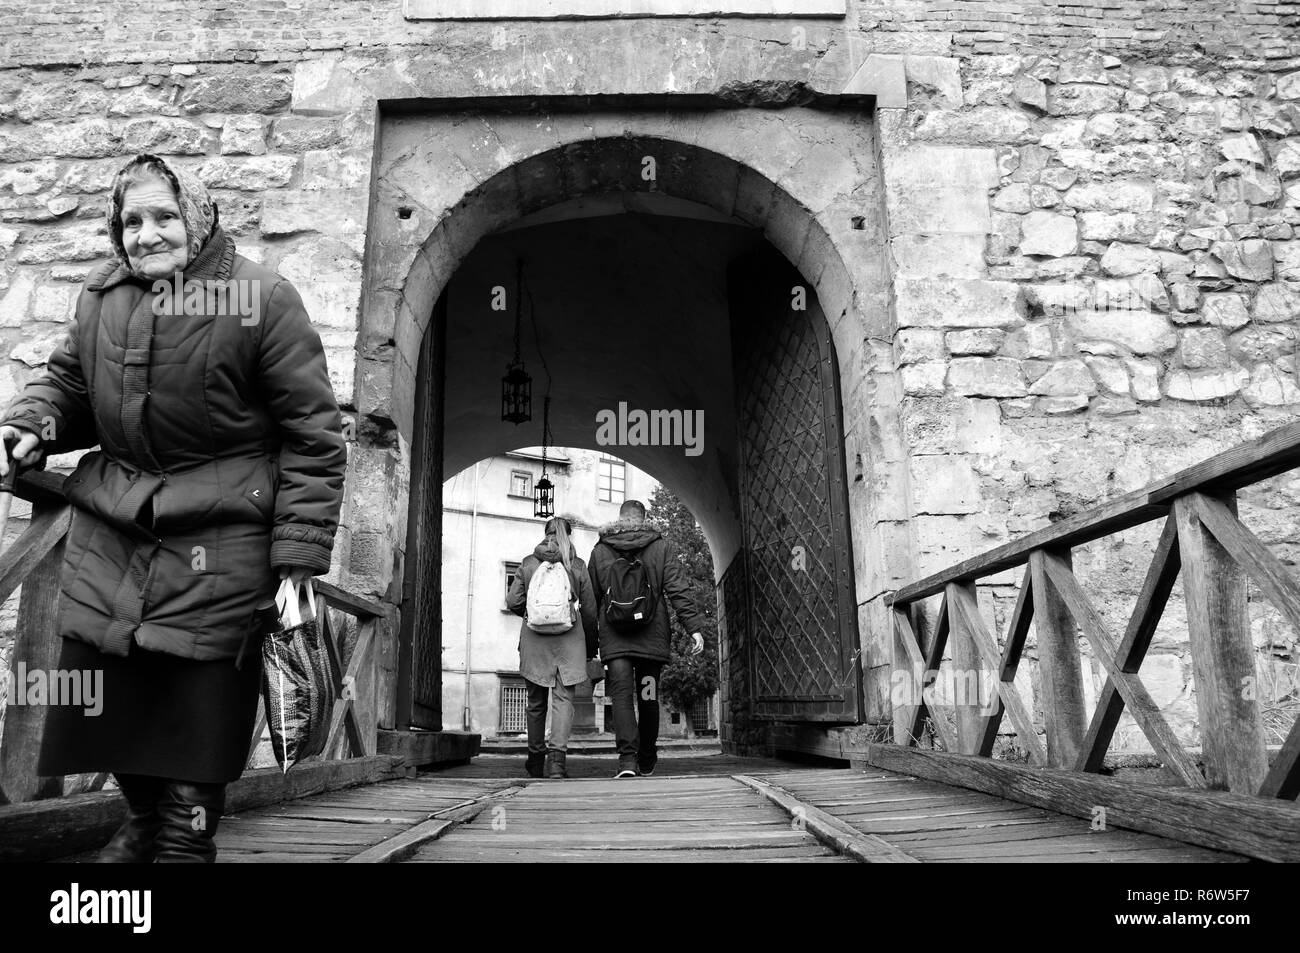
[106,153,218,275]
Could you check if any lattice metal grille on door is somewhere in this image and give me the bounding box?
[730,249,861,724]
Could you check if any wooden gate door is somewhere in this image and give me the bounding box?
[396,292,447,730]
[729,248,861,723]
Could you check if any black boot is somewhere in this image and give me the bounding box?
[96,774,165,863]
[545,750,568,779]
[525,749,545,778]
[153,779,226,863]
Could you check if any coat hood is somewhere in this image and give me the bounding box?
[597,517,663,552]
[534,535,572,563]
[106,153,219,279]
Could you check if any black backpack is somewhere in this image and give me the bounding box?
[602,545,657,632]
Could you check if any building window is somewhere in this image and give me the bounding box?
[509,470,533,498]
[597,454,625,503]
[499,677,528,733]
[688,696,712,732]
[504,561,521,606]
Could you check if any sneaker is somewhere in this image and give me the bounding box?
[637,763,655,777]
[615,758,638,779]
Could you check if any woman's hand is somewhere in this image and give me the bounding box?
[0,425,41,478]
[279,566,314,585]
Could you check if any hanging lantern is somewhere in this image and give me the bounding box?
[534,394,555,518]
[501,259,531,425]
[501,362,531,424]
[533,475,555,519]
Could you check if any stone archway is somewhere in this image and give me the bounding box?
[362,109,913,744]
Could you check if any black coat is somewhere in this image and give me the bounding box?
[0,228,347,661]
[587,518,707,663]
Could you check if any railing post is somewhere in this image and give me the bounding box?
[946,582,986,754]
[1172,492,1268,793]
[890,603,922,746]
[1028,549,1088,768]
[0,501,67,804]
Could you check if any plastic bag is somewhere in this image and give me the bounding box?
[260,577,338,773]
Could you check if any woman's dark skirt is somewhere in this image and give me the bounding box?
[36,636,263,784]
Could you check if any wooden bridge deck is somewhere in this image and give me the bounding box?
[58,753,1245,863]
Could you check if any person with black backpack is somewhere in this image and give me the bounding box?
[506,516,598,780]
[588,499,706,778]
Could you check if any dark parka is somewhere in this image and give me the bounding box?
[587,517,707,664]
[0,226,347,662]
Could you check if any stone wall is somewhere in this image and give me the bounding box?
[1,1,1298,753]
[877,42,1300,751]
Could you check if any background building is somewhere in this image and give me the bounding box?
[439,446,718,739]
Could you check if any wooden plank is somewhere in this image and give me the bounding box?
[974,568,1033,757]
[1260,716,1300,800]
[1192,492,1300,641]
[1029,549,1087,768]
[732,774,919,863]
[411,845,844,863]
[947,582,1047,766]
[323,607,373,758]
[946,583,985,754]
[314,578,389,618]
[1148,419,1300,504]
[891,605,926,746]
[246,696,267,769]
[376,727,481,766]
[1078,516,1182,774]
[1172,493,1268,793]
[347,786,523,863]
[13,469,69,506]
[856,744,1294,862]
[1000,567,1034,683]
[0,503,70,604]
[890,485,1166,604]
[1040,553,1203,788]
[0,502,67,805]
[922,596,960,753]
[0,755,405,862]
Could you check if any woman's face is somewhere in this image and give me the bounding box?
[120,176,189,278]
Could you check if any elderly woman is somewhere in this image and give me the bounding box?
[0,153,347,862]
[505,516,597,779]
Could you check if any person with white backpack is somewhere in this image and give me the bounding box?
[505,516,598,779]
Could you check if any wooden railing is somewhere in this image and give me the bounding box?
[0,469,386,806]
[886,420,1300,804]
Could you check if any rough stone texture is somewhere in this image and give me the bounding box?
[1067,309,1176,355]
[1177,328,1230,369]
[1020,210,1077,257]
[1,1,1298,751]
[1164,366,1251,401]
[947,357,1028,397]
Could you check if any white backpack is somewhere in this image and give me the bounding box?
[526,561,576,635]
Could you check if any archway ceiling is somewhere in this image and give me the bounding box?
[440,209,766,570]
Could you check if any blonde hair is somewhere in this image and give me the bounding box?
[545,516,575,579]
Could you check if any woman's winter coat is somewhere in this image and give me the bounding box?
[0,224,347,662]
[507,535,598,688]
[586,517,707,664]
